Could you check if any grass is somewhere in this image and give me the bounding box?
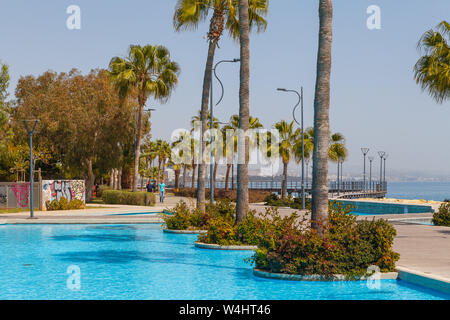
[0,208,38,214]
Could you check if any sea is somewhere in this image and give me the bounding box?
[386,182,450,201]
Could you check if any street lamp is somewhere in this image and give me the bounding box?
[209,58,240,203]
[361,148,370,191]
[368,156,374,191]
[383,153,389,189]
[378,151,386,185]
[23,119,38,219]
[277,87,305,209]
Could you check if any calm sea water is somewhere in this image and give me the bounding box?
[0,224,448,300]
[387,182,450,201]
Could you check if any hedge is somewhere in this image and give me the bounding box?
[102,190,156,206]
[174,188,270,203]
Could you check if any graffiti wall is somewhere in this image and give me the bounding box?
[41,180,85,209]
[0,185,7,208]
[0,182,39,209]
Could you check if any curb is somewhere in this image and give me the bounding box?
[194,242,257,251]
[163,228,207,234]
[396,266,450,295]
[253,268,398,282]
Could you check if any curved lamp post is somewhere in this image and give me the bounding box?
[361,148,370,191]
[209,59,240,203]
[277,87,305,209]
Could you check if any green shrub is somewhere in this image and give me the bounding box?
[251,203,399,278]
[46,198,86,211]
[174,188,270,203]
[46,199,61,211]
[432,203,450,227]
[264,193,311,210]
[96,185,110,198]
[164,199,234,231]
[68,199,86,210]
[101,190,155,206]
[59,197,69,210]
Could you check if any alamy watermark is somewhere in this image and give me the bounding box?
[171,124,281,173]
[66,265,81,291]
[66,5,81,30]
[366,5,381,30]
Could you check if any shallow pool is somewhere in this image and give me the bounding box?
[0,224,448,300]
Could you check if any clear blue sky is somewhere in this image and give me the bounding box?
[1,0,449,179]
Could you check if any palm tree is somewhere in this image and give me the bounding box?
[108,45,180,192]
[414,21,450,104]
[236,0,251,223]
[274,120,301,199]
[223,114,263,190]
[311,0,333,234]
[154,140,171,186]
[174,0,268,213]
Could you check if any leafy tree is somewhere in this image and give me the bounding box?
[414,21,450,104]
[109,45,180,192]
[174,0,268,213]
[13,69,137,200]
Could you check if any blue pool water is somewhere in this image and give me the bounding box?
[0,224,448,300]
[108,212,160,216]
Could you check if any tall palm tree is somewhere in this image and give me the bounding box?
[236,0,251,223]
[108,45,180,192]
[311,0,333,234]
[414,21,450,104]
[155,140,171,186]
[174,0,268,213]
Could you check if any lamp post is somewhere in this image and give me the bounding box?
[368,156,374,192]
[361,148,369,191]
[209,58,240,203]
[23,120,38,219]
[383,153,388,190]
[277,87,305,209]
[378,151,386,186]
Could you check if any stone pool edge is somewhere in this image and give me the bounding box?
[253,267,450,295]
[163,228,207,234]
[195,242,257,250]
[252,268,398,281]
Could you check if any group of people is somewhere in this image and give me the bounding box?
[146,179,166,203]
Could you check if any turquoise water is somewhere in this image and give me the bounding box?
[0,224,448,300]
[108,212,160,216]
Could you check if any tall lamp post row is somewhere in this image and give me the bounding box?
[361,148,389,192]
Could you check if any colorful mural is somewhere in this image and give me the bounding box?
[0,186,7,207]
[41,180,85,208]
[11,182,30,208]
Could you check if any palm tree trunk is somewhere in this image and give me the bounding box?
[236,0,251,223]
[311,0,333,234]
[197,9,225,213]
[133,101,144,192]
[191,163,197,189]
[86,159,95,202]
[282,162,288,199]
[225,163,231,190]
[175,169,180,189]
[213,162,218,189]
[183,164,187,188]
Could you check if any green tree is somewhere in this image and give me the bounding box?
[109,45,180,192]
[174,0,268,213]
[414,21,450,104]
[311,0,334,234]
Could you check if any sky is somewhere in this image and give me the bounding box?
[0,0,449,180]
